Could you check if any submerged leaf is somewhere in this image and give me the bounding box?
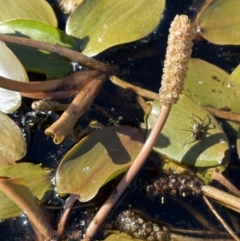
[0,19,78,77]
[66,0,165,56]
[0,112,26,167]
[56,126,144,202]
[0,40,29,113]
[0,163,53,219]
[147,95,229,167]
[0,0,57,26]
[183,58,240,113]
[196,0,240,44]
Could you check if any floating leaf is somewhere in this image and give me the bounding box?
[0,112,26,167]
[56,126,144,202]
[147,95,229,167]
[183,58,240,113]
[0,163,53,219]
[0,0,57,26]
[0,20,78,49]
[228,64,240,93]
[0,177,52,239]
[0,19,78,77]
[66,0,165,56]
[0,40,29,113]
[196,0,240,45]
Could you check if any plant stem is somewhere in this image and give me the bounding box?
[0,70,100,93]
[84,14,194,240]
[203,195,240,241]
[0,34,117,74]
[45,74,106,144]
[84,105,171,241]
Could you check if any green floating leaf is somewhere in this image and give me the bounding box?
[0,0,57,26]
[147,95,229,167]
[0,40,29,113]
[0,19,79,77]
[66,0,165,56]
[0,112,26,167]
[0,177,52,239]
[183,58,240,113]
[56,126,144,202]
[197,0,240,45]
[228,64,240,93]
[0,163,53,219]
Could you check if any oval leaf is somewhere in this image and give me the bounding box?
[56,126,144,202]
[182,58,240,113]
[0,19,78,77]
[147,95,229,167]
[196,0,240,45]
[0,41,29,113]
[0,0,57,26]
[0,112,26,166]
[66,0,165,56]
[0,163,53,219]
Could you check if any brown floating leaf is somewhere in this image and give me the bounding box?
[56,126,144,202]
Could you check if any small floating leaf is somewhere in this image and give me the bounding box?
[183,58,240,113]
[0,163,53,219]
[56,126,144,202]
[0,20,78,77]
[147,95,229,167]
[0,41,29,113]
[66,0,166,56]
[196,0,240,44]
[0,0,57,26]
[0,112,26,167]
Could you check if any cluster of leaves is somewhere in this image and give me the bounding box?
[1,0,240,240]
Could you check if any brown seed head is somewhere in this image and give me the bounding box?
[159,15,194,106]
